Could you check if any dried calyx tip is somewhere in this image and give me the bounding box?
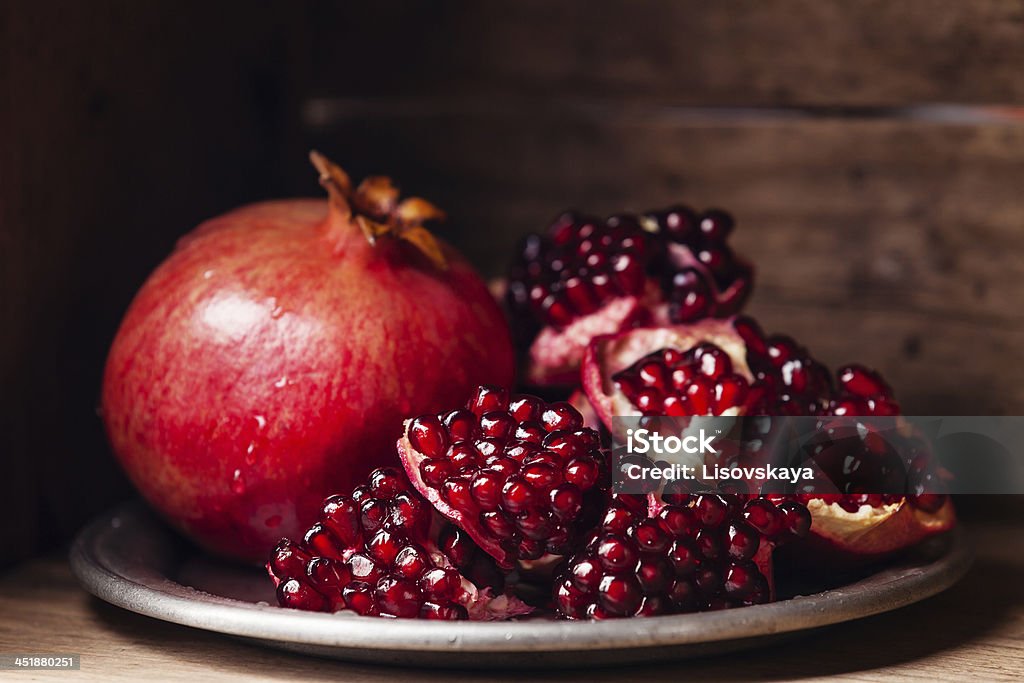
[309,150,449,270]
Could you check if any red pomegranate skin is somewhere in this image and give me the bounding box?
[102,198,514,562]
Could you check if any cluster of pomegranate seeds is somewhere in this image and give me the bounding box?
[269,467,507,619]
[649,206,752,323]
[613,317,900,420]
[733,317,837,416]
[612,343,762,417]
[554,494,810,619]
[404,386,608,567]
[830,365,900,417]
[505,208,751,336]
[506,212,654,330]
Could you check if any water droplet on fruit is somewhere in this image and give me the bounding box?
[244,442,257,465]
[274,376,288,389]
[268,298,285,319]
[203,269,215,280]
[254,415,267,430]
[232,469,246,494]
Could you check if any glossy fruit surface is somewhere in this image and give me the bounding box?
[102,155,514,561]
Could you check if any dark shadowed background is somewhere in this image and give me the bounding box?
[3,0,1023,567]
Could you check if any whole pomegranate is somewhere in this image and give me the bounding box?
[102,153,514,562]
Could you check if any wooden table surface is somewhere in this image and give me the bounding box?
[0,522,1021,682]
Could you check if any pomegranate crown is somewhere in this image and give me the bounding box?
[310,150,449,270]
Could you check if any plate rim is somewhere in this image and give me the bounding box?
[70,501,974,655]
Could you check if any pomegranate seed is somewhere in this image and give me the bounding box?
[480,411,516,439]
[468,386,510,417]
[500,476,535,513]
[658,505,696,536]
[541,402,584,431]
[696,495,730,528]
[743,499,784,538]
[778,502,812,537]
[725,522,760,561]
[550,484,583,520]
[630,519,670,553]
[468,470,502,510]
[368,528,402,565]
[278,578,328,611]
[598,575,644,616]
[376,577,423,618]
[342,582,375,615]
[509,395,544,422]
[307,557,350,596]
[693,344,732,379]
[838,365,891,398]
[321,496,361,547]
[699,210,734,240]
[420,602,468,620]
[359,498,388,533]
[304,523,344,561]
[393,545,428,579]
[514,421,547,443]
[723,563,757,598]
[269,540,312,580]
[420,459,453,487]
[479,511,515,539]
[408,416,448,459]
[442,476,476,512]
[596,534,639,572]
[443,409,477,441]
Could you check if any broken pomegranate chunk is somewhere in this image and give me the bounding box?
[399,386,609,570]
[268,467,532,620]
[506,208,753,386]
[581,317,956,564]
[554,494,810,619]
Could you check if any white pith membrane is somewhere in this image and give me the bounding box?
[804,496,956,557]
[527,292,663,386]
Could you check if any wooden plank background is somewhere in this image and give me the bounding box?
[3,0,1024,565]
[297,0,1024,106]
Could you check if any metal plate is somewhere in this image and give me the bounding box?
[70,501,973,668]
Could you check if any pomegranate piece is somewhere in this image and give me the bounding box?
[398,386,610,570]
[268,467,532,620]
[506,208,753,386]
[554,495,810,619]
[581,317,956,564]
